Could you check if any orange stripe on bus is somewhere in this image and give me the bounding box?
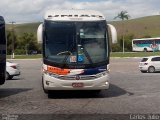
[47,66,70,75]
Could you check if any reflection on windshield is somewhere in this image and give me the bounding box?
[77,22,107,64]
[44,21,108,67]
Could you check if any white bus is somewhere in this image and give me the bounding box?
[37,10,117,94]
[132,37,160,52]
[0,16,6,85]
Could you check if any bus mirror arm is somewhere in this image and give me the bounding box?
[37,24,43,44]
[107,24,117,44]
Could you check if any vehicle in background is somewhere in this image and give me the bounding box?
[37,10,117,94]
[0,16,6,85]
[28,50,38,55]
[6,61,20,80]
[132,37,160,52]
[139,56,160,73]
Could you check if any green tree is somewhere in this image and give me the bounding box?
[111,43,122,52]
[18,33,39,55]
[6,31,18,55]
[125,34,135,51]
[114,11,130,20]
[114,11,130,53]
[118,34,134,52]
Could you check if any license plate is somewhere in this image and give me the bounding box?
[72,83,84,88]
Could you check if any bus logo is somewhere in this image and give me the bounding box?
[75,75,80,80]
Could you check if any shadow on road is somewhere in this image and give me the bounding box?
[6,77,23,81]
[47,84,134,99]
[0,88,32,99]
[7,78,21,81]
[105,84,134,98]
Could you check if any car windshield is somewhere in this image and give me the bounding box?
[141,58,148,62]
[44,21,108,67]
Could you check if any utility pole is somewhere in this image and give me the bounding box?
[10,21,16,59]
[122,21,125,54]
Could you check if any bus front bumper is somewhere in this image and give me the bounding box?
[43,74,110,90]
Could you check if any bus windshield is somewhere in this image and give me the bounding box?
[44,20,108,68]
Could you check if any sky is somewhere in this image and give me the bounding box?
[0,0,160,23]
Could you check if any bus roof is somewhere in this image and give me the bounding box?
[44,9,106,21]
[132,37,160,41]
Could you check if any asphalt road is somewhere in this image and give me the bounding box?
[1,58,160,119]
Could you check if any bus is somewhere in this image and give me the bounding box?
[0,16,6,85]
[37,10,117,94]
[132,37,160,52]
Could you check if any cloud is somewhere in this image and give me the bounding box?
[0,0,159,23]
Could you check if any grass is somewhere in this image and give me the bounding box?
[110,15,160,38]
[111,52,160,58]
[7,54,42,59]
[6,52,160,59]
[6,22,41,36]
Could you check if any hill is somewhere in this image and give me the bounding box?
[6,15,160,38]
[6,22,41,36]
[110,15,160,38]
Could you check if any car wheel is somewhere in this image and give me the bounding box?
[9,76,13,80]
[143,48,147,52]
[148,66,155,73]
[140,71,147,73]
[6,72,10,80]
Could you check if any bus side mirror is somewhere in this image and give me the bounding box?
[107,24,117,44]
[37,24,43,44]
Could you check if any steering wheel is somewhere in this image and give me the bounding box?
[57,51,72,55]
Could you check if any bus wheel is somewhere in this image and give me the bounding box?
[148,66,155,73]
[92,90,101,94]
[143,48,147,52]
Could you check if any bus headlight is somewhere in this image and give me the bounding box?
[43,69,59,78]
[96,71,108,78]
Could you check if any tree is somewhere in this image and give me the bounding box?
[114,11,130,20]
[17,33,39,55]
[114,10,130,53]
[6,31,18,55]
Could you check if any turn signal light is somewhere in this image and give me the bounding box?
[11,65,17,69]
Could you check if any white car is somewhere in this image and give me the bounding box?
[139,56,160,73]
[6,61,20,79]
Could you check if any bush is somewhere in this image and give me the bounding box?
[116,34,135,52]
[15,49,26,55]
[111,43,122,52]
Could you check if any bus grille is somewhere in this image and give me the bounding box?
[57,75,100,80]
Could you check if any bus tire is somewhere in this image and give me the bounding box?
[92,90,101,94]
[148,66,155,73]
[42,77,48,94]
[143,48,147,52]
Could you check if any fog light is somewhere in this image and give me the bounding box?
[46,81,49,85]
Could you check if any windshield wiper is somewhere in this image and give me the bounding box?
[82,47,93,64]
[60,43,75,68]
